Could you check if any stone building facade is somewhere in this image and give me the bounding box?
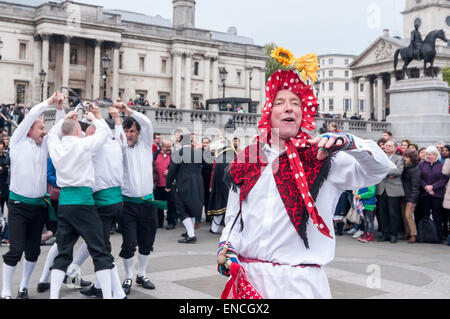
[0,0,266,111]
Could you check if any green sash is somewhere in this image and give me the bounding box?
[93,187,123,207]
[59,187,95,206]
[9,191,56,222]
[123,193,168,210]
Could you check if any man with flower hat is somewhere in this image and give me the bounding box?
[217,47,392,299]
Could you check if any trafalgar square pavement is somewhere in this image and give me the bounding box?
[0,219,449,300]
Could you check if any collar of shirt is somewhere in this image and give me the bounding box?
[263,144,287,162]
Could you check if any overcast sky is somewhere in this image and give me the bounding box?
[75,0,405,56]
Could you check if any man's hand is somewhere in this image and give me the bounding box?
[64,111,78,121]
[88,103,102,120]
[309,132,356,161]
[424,185,434,193]
[84,112,96,123]
[113,101,132,116]
[165,188,172,192]
[354,194,362,200]
[47,91,65,108]
[217,245,232,270]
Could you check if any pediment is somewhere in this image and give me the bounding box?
[350,37,408,69]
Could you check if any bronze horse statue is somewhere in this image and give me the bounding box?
[394,29,448,79]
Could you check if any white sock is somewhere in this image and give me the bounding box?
[39,243,59,284]
[94,280,101,289]
[111,265,126,299]
[50,269,66,299]
[1,263,16,298]
[122,257,135,280]
[137,254,149,278]
[67,243,89,277]
[183,218,195,238]
[211,216,223,233]
[96,269,112,299]
[19,260,37,292]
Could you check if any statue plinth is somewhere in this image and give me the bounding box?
[387,78,450,146]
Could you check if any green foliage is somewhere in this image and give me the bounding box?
[265,42,288,82]
[443,67,450,87]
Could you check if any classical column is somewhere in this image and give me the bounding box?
[41,34,50,100]
[184,51,192,109]
[33,35,42,103]
[211,56,218,99]
[352,77,360,115]
[203,54,211,102]
[62,36,71,89]
[377,75,384,121]
[93,40,102,99]
[171,49,183,108]
[260,67,266,113]
[112,43,121,101]
[365,77,373,120]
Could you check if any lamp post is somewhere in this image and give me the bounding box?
[246,66,253,101]
[219,67,228,99]
[39,69,47,101]
[101,53,111,100]
[314,80,321,111]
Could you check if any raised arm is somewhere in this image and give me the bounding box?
[109,107,127,148]
[113,102,153,147]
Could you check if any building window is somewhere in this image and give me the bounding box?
[237,71,241,84]
[49,44,54,62]
[328,58,334,65]
[344,99,351,112]
[161,58,167,74]
[345,82,350,91]
[119,89,124,99]
[329,82,334,91]
[159,93,168,107]
[70,48,78,65]
[19,43,27,60]
[119,52,123,70]
[329,99,334,111]
[136,90,147,102]
[16,82,27,104]
[322,82,325,91]
[360,83,364,92]
[360,99,366,112]
[329,70,334,77]
[194,61,200,76]
[139,56,145,72]
[345,71,349,77]
[345,59,349,65]
[193,96,200,108]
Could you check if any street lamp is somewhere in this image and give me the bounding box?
[219,67,228,99]
[246,66,253,101]
[39,69,47,101]
[314,79,321,111]
[101,53,111,100]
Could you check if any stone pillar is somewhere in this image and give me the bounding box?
[352,77,359,115]
[112,43,121,101]
[203,54,211,102]
[93,40,102,99]
[365,77,373,120]
[41,34,50,100]
[33,35,42,104]
[172,49,183,108]
[211,56,219,99]
[377,75,384,121]
[184,51,192,109]
[62,36,71,89]
[260,67,266,113]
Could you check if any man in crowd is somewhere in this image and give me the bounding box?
[1,92,65,300]
[201,138,213,223]
[153,133,161,154]
[112,101,157,295]
[376,140,405,244]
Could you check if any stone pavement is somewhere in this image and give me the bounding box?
[0,221,449,299]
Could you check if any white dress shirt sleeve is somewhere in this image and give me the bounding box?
[131,111,153,147]
[327,136,391,191]
[114,125,127,148]
[47,119,64,161]
[81,119,109,153]
[220,188,242,252]
[10,101,48,147]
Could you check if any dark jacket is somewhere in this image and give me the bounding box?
[402,163,421,203]
[0,151,10,199]
[419,161,448,198]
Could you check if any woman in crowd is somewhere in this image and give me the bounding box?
[419,146,449,243]
[442,149,450,245]
[418,148,426,163]
[401,140,411,154]
[401,149,421,243]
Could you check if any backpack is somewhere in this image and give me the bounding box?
[417,218,440,243]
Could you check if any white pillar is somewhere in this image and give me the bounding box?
[41,34,50,100]
[211,56,218,99]
[93,40,102,99]
[365,77,373,120]
[260,67,266,113]
[377,75,384,121]
[352,78,359,116]
[184,51,192,109]
[203,54,211,102]
[112,43,120,101]
[62,36,71,89]
[172,49,182,108]
[33,35,42,104]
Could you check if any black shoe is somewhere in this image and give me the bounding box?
[80,285,103,298]
[122,278,132,295]
[37,282,50,293]
[181,232,188,238]
[16,289,28,299]
[209,229,221,235]
[136,276,155,290]
[166,224,175,230]
[64,274,92,288]
[390,236,398,244]
[377,236,389,242]
[178,236,197,244]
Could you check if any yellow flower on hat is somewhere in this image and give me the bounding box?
[271,47,295,67]
[294,53,320,84]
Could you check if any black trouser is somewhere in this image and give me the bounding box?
[154,187,177,227]
[377,194,402,238]
[44,199,59,235]
[97,203,123,254]
[2,201,47,266]
[51,205,114,273]
[421,197,445,241]
[442,208,450,239]
[119,202,157,259]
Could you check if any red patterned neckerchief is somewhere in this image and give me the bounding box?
[229,70,333,245]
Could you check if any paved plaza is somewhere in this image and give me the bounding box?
[0,220,449,300]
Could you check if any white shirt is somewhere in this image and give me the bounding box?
[9,102,65,198]
[47,118,109,189]
[115,111,154,197]
[221,136,391,266]
[92,133,123,193]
